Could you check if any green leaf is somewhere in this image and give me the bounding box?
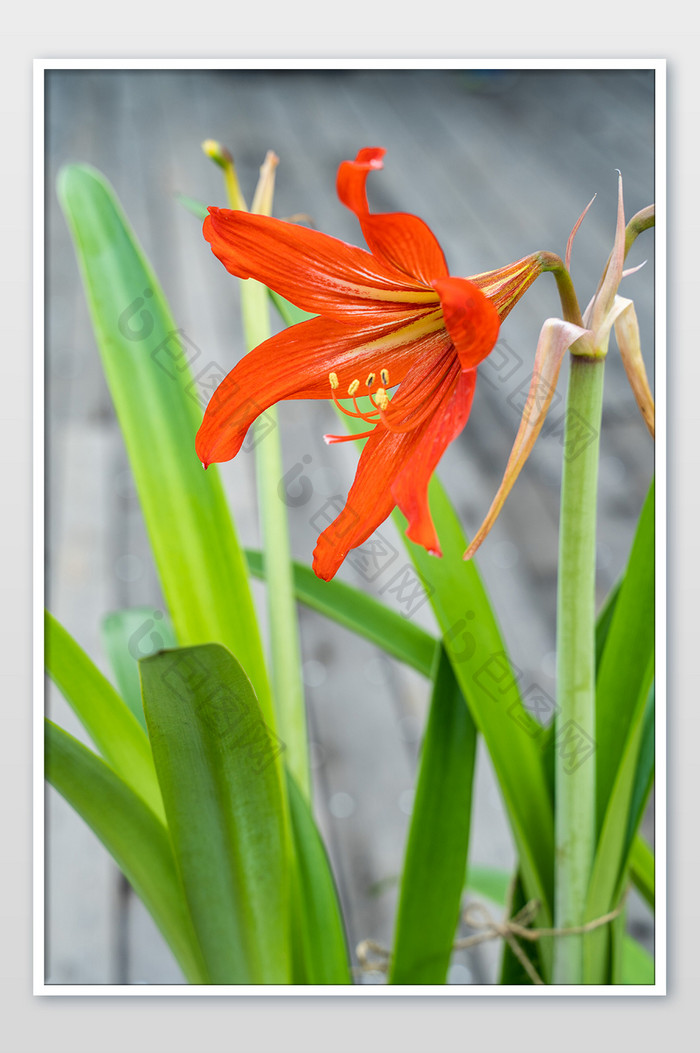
[45,611,165,824]
[57,164,272,725]
[269,289,316,328]
[623,683,655,865]
[245,548,437,677]
[396,477,555,950]
[583,655,653,983]
[595,479,655,823]
[595,576,623,670]
[140,644,290,984]
[175,192,208,221]
[45,720,208,984]
[621,935,655,985]
[582,481,654,984]
[101,606,177,731]
[629,835,655,911]
[390,647,477,984]
[286,772,352,984]
[466,865,512,907]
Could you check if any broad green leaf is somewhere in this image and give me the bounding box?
[466,865,512,907]
[45,720,207,984]
[595,576,622,670]
[582,481,654,984]
[629,835,655,911]
[287,772,352,984]
[140,644,290,984]
[45,611,164,823]
[245,548,437,677]
[621,936,655,984]
[583,654,653,983]
[623,683,655,865]
[57,165,272,725]
[101,606,177,731]
[390,647,477,984]
[610,899,627,984]
[595,479,654,822]
[395,477,555,961]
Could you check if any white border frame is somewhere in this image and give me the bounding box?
[33,56,666,997]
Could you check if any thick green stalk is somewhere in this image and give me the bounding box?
[553,354,605,984]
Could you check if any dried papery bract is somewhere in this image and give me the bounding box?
[466,174,654,560]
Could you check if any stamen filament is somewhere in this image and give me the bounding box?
[329,378,381,422]
[324,429,376,444]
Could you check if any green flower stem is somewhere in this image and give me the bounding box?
[553,353,605,984]
[210,143,310,800]
[242,279,310,801]
[538,252,584,328]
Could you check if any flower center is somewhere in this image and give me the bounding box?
[325,362,447,445]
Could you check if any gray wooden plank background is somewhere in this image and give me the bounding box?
[44,67,656,985]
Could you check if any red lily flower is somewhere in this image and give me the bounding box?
[197,147,545,581]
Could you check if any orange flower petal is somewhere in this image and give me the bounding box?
[337,148,449,285]
[392,367,477,553]
[195,313,451,466]
[432,277,501,370]
[203,207,438,324]
[312,349,460,579]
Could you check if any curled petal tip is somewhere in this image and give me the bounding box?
[565,194,597,271]
[622,259,647,279]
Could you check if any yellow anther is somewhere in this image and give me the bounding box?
[329,372,339,390]
[366,372,375,388]
[375,387,390,410]
[348,379,360,396]
[380,368,390,386]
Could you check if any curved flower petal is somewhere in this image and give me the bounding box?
[312,350,460,579]
[432,277,501,370]
[203,208,438,324]
[337,148,449,285]
[312,428,401,581]
[613,298,655,438]
[392,367,477,554]
[196,313,451,466]
[464,317,590,560]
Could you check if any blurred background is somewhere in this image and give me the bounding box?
[45,67,655,984]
